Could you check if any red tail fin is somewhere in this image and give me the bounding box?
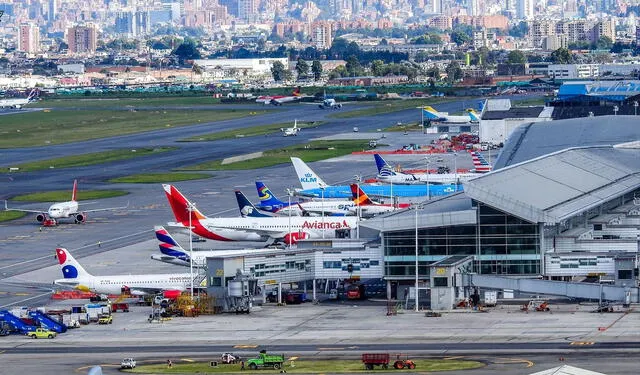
[71,180,78,201]
[162,184,206,225]
[350,184,374,206]
[293,86,301,96]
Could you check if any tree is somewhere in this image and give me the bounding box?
[370,59,385,76]
[445,61,463,83]
[426,66,440,80]
[270,61,287,81]
[345,55,362,76]
[507,50,527,64]
[295,58,309,79]
[450,30,471,46]
[509,21,529,38]
[311,60,323,81]
[550,48,573,64]
[172,38,201,64]
[595,36,613,50]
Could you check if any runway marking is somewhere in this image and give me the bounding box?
[317,347,346,350]
[0,291,52,310]
[181,358,195,362]
[570,341,595,346]
[493,357,535,368]
[13,293,30,296]
[233,344,258,348]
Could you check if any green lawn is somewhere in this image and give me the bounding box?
[181,140,374,171]
[0,211,27,222]
[0,109,266,148]
[32,96,223,108]
[11,190,128,202]
[109,172,211,183]
[128,358,484,374]
[330,98,456,119]
[2,147,176,173]
[180,121,324,142]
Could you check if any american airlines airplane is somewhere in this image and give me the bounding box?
[0,88,39,109]
[4,180,128,226]
[164,184,359,244]
[53,248,194,296]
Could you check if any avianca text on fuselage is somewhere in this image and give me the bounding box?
[302,220,351,230]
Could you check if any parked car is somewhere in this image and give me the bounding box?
[27,328,56,339]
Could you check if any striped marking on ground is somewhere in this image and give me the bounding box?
[181,358,195,362]
[570,341,595,346]
[233,344,258,349]
[317,347,346,350]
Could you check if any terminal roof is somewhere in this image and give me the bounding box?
[481,106,544,120]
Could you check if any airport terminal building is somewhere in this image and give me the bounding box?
[361,143,640,296]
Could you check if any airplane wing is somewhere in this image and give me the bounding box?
[79,201,129,213]
[4,200,45,213]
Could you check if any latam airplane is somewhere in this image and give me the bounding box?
[53,248,194,296]
[254,181,355,216]
[255,87,308,106]
[4,180,128,226]
[422,106,481,124]
[0,88,39,109]
[290,157,462,199]
[163,184,359,244]
[374,154,480,185]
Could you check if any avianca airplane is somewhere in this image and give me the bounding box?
[0,88,39,109]
[254,181,355,217]
[53,248,194,296]
[255,87,307,106]
[151,226,275,267]
[290,157,462,199]
[471,151,493,173]
[281,120,301,136]
[163,184,359,244]
[350,184,411,217]
[374,154,480,185]
[422,106,481,123]
[4,180,128,226]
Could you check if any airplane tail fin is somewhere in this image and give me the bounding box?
[374,154,397,176]
[350,184,374,205]
[421,106,440,120]
[468,109,481,122]
[27,88,39,101]
[71,179,78,201]
[235,190,272,217]
[470,152,492,173]
[162,184,207,225]
[255,181,286,208]
[154,226,188,258]
[55,248,91,279]
[293,86,302,96]
[291,157,328,190]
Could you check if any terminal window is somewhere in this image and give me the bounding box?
[433,277,448,287]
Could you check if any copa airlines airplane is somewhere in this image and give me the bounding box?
[4,180,128,226]
[0,88,39,109]
[422,106,481,123]
[290,157,462,198]
[374,154,480,185]
[53,248,194,296]
[254,181,355,216]
[163,184,359,244]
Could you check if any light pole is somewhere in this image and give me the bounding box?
[414,204,421,312]
[453,152,458,191]
[354,175,362,238]
[613,105,619,116]
[320,183,326,239]
[187,202,195,300]
[634,101,638,116]
[286,188,293,248]
[424,157,431,200]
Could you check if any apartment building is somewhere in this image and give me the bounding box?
[67,23,97,55]
[18,23,40,54]
[530,19,616,49]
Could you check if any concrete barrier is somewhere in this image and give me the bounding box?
[221,152,263,165]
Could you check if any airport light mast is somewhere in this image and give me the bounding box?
[320,182,326,239]
[414,204,423,312]
[187,202,195,300]
[286,188,293,249]
[354,174,362,239]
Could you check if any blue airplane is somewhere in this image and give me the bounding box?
[290,157,462,199]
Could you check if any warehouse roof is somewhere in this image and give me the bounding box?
[495,115,640,169]
[481,106,545,120]
[464,145,640,224]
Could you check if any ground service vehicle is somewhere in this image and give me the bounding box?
[362,353,390,370]
[221,353,240,364]
[111,303,130,312]
[246,350,285,370]
[393,355,416,369]
[28,328,56,339]
[121,358,136,369]
[98,315,113,324]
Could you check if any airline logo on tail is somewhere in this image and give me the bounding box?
[162,184,206,225]
[350,184,374,206]
[155,226,189,260]
[422,106,442,120]
[257,185,272,201]
[235,190,272,217]
[374,154,396,177]
[471,152,492,173]
[291,157,327,190]
[55,248,89,279]
[468,109,481,122]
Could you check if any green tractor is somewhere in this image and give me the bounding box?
[246,350,285,370]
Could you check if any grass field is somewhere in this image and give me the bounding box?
[33,96,223,108]
[181,140,374,171]
[0,211,27,222]
[0,109,266,148]
[11,190,128,202]
[128,358,484,374]
[330,98,455,119]
[180,121,324,142]
[2,147,176,173]
[109,172,211,183]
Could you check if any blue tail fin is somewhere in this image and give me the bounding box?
[235,190,272,217]
[255,181,287,211]
[374,154,396,176]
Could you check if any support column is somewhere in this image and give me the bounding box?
[278,282,282,305]
[386,280,392,301]
[312,279,317,304]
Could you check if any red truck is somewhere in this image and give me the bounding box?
[362,353,389,370]
[111,303,130,312]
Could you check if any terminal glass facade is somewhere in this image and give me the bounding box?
[383,202,541,277]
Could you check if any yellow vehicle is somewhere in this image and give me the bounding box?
[27,328,56,339]
[98,315,113,324]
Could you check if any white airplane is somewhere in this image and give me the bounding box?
[253,181,355,216]
[163,184,359,245]
[53,247,195,296]
[255,87,308,106]
[281,120,301,137]
[4,180,128,226]
[350,184,411,217]
[422,106,481,124]
[318,98,342,109]
[0,88,39,109]
[374,154,480,185]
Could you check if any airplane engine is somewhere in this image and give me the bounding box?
[284,231,309,245]
[14,105,21,109]
[35,213,46,223]
[74,213,86,223]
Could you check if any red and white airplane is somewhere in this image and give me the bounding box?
[4,180,128,226]
[350,184,412,217]
[255,87,308,106]
[163,184,359,244]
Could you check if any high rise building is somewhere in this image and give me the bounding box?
[67,24,97,55]
[135,11,150,35]
[516,0,534,19]
[18,23,40,54]
[219,0,238,18]
[238,0,257,23]
[311,21,332,49]
[48,0,57,22]
[115,11,135,35]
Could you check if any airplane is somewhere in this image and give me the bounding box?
[318,98,342,109]
[373,154,480,185]
[281,120,301,137]
[350,184,411,217]
[255,87,308,106]
[471,151,493,173]
[290,157,462,199]
[163,184,359,244]
[422,106,480,124]
[0,88,39,109]
[53,247,194,296]
[254,181,355,217]
[4,180,128,226]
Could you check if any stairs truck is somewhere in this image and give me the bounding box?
[28,311,67,333]
[0,310,37,334]
[246,350,285,370]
